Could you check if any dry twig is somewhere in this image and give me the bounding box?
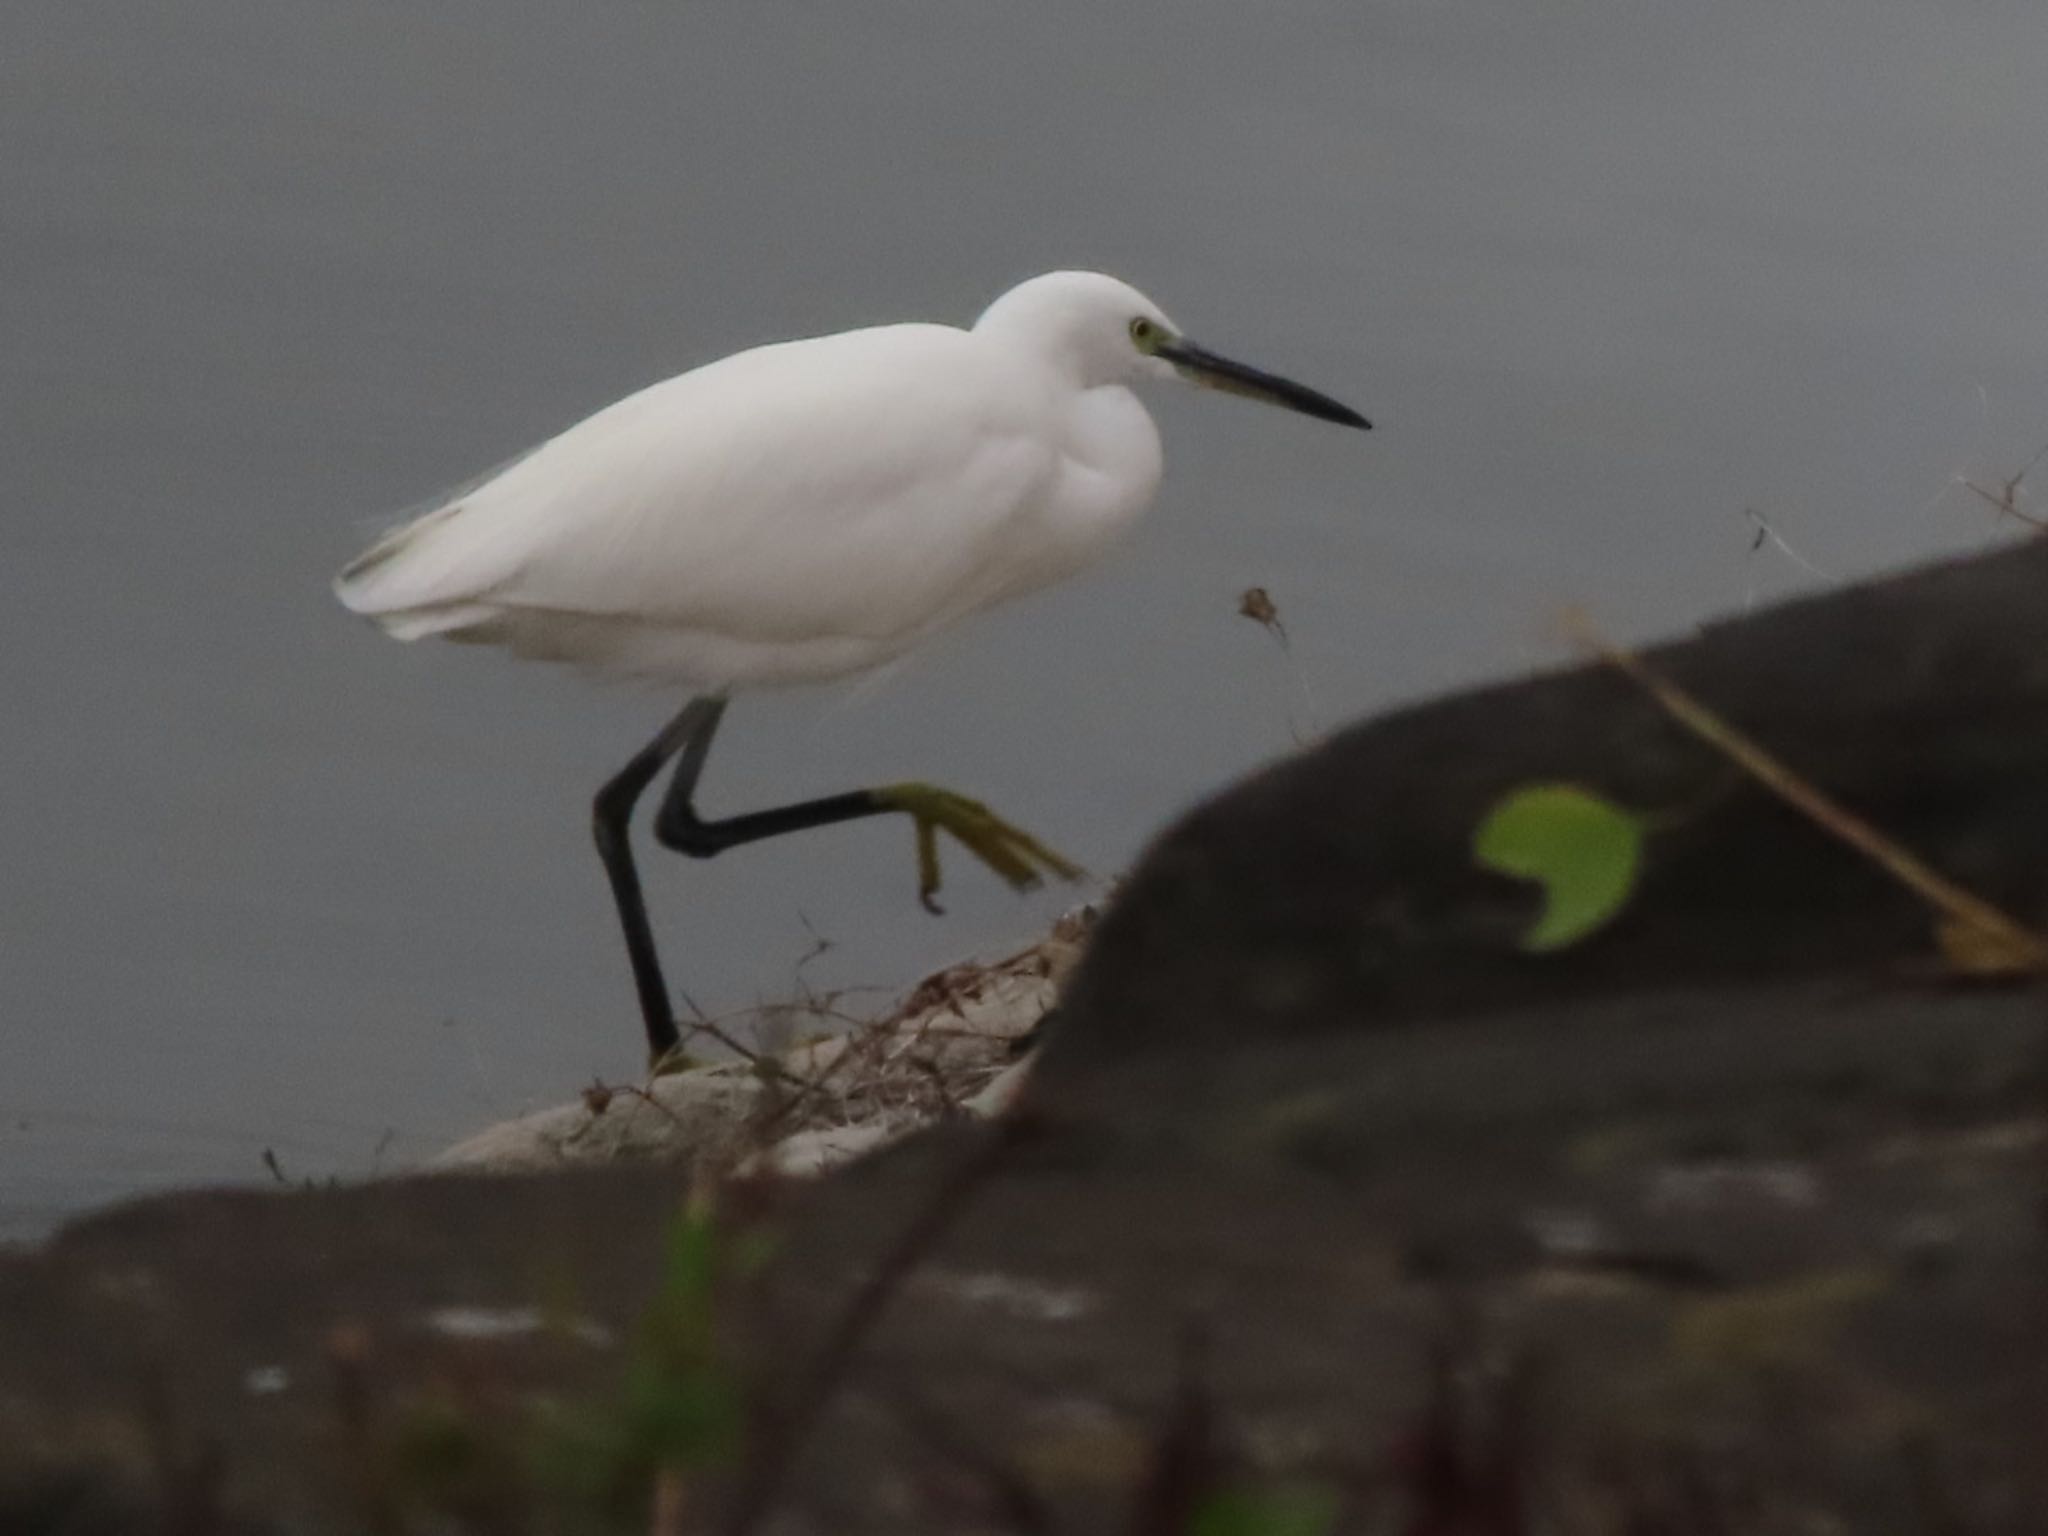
[1564,610,2048,972]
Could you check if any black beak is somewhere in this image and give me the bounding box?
[1155,339,1371,429]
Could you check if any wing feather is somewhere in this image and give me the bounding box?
[337,324,1059,651]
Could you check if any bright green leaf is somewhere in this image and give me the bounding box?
[1472,783,1646,951]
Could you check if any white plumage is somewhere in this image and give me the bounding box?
[335,270,1367,1061]
[336,272,1202,685]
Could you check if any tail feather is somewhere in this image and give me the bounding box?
[334,503,463,606]
[335,498,532,646]
[370,601,506,641]
[338,434,560,638]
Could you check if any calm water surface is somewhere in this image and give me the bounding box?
[6,0,2047,1239]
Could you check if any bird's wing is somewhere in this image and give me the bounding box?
[338,325,1060,646]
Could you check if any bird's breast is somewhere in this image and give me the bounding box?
[1036,385,1162,573]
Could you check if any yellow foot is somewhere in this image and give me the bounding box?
[872,783,1085,913]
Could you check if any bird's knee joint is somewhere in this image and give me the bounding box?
[591,796,632,849]
[655,815,723,860]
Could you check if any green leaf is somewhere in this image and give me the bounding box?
[1191,1484,1340,1536]
[1473,783,1646,951]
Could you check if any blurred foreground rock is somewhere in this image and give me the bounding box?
[4,538,2047,1533]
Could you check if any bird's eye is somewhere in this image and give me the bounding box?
[1129,316,1159,351]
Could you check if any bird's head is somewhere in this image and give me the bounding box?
[974,270,1370,429]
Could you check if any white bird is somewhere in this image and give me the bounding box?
[337,270,1369,1060]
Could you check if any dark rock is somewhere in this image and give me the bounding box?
[1044,536,2048,1069]
[5,539,2046,1532]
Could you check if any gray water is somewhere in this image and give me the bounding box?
[7,0,2047,1241]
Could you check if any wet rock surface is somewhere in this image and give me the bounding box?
[5,540,2047,1533]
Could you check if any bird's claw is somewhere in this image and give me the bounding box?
[873,783,1084,912]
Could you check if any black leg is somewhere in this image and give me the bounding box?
[652,718,892,862]
[591,696,724,1060]
[651,706,1083,910]
[596,697,1083,1062]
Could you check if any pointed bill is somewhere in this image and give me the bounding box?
[1156,339,1371,429]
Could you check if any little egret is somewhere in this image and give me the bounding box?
[336,270,1369,1060]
